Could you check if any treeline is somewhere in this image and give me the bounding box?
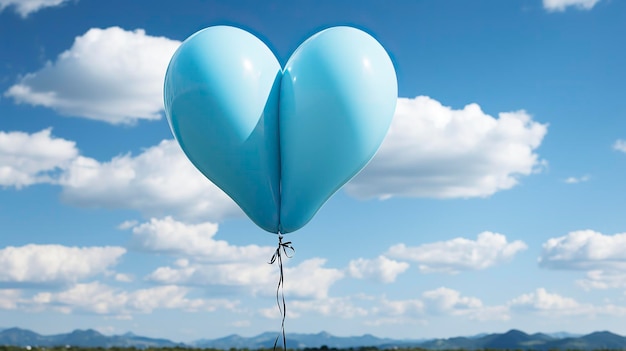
[1,346,624,351]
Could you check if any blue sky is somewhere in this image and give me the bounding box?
[1,0,626,343]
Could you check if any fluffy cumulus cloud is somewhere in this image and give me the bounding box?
[59,140,239,221]
[127,216,304,299]
[0,129,78,188]
[421,287,509,321]
[0,132,238,220]
[148,257,344,299]
[370,288,508,324]
[540,230,626,290]
[522,289,566,310]
[539,230,626,271]
[346,96,547,200]
[0,0,72,17]
[147,259,272,290]
[509,288,587,314]
[387,232,527,274]
[422,287,482,314]
[346,256,409,283]
[31,282,236,315]
[543,0,601,12]
[510,288,626,317]
[0,244,125,285]
[285,259,346,299]
[5,27,180,124]
[127,217,273,262]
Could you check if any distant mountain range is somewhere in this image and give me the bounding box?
[0,328,184,348]
[0,328,624,350]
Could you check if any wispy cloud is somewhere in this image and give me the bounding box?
[564,175,590,184]
[613,139,626,153]
[0,0,74,18]
[31,282,236,316]
[543,0,601,12]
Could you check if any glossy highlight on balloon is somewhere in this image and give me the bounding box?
[164,25,397,234]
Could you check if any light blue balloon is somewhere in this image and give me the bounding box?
[279,27,398,233]
[164,26,281,233]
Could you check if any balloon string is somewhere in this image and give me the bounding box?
[268,234,295,351]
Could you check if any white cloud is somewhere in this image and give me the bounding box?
[564,175,590,184]
[147,261,271,288]
[259,287,508,323]
[509,288,590,315]
[5,27,180,124]
[613,139,626,153]
[539,230,626,271]
[148,257,344,299]
[420,287,509,321]
[540,230,626,291]
[509,288,626,318]
[0,129,78,188]
[372,288,508,322]
[0,0,72,17]
[285,258,345,299]
[347,256,409,283]
[114,273,133,283]
[577,270,626,290]
[59,140,239,221]
[0,131,238,222]
[387,232,527,274]
[422,287,482,313]
[0,289,21,309]
[31,282,237,315]
[346,96,547,200]
[127,217,272,262]
[376,296,424,317]
[0,244,125,285]
[260,295,370,320]
[543,0,601,12]
[365,296,427,326]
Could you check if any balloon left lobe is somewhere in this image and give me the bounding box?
[164,26,282,233]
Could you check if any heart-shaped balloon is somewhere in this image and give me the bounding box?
[164,26,397,234]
